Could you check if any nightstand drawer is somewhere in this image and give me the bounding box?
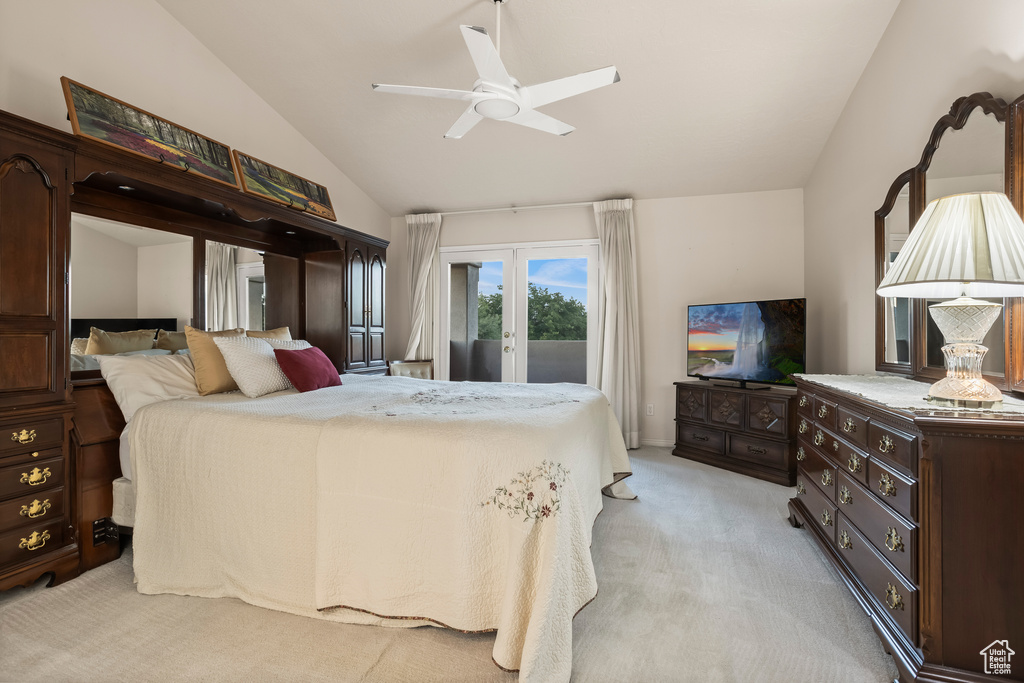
[0,488,65,534]
[1,418,63,456]
[836,471,915,582]
[677,423,725,454]
[0,456,64,499]
[0,446,62,468]
[729,434,787,469]
[869,455,916,522]
[0,519,65,567]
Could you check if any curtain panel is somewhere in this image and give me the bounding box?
[206,241,238,331]
[404,213,443,361]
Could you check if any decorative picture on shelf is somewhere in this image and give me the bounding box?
[232,150,336,221]
[60,76,239,189]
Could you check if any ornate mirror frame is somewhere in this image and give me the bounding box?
[875,92,1024,395]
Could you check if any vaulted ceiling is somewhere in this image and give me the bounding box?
[155,0,899,216]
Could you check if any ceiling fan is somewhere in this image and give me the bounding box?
[372,0,620,139]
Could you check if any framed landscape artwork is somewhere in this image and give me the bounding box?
[60,76,239,189]
[232,151,336,221]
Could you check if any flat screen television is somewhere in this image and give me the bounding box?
[686,298,806,387]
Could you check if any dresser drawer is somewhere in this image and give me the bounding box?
[796,390,814,419]
[0,487,65,534]
[676,385,707,422]
[728,434,787,469]
[869,456,917,522]
[0,445,62,468]
[836,405,869,449]
[745,395,790,438]
[813,397,837,431]
[836,471,916,582]
[677,422,725,454]
[835,515,917,642]
[797,470,837,545]
[0,519,65,567]
[797,416,813,439]
[868,421,916,475]
[835,438,869,487]
[0,417,64,456]
[799,437,837,500]
[708,390,744,428]
[811,423,844,461]
[0,456,64,500]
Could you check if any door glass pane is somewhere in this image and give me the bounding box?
[525,258,588,384]
[448,260,504,382]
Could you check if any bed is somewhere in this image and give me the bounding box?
[111,371,631,683]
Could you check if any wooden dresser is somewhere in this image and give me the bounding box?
[673,380,797,485]
[789,374,1024,683]
[0,122,79,590]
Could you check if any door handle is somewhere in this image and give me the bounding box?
[503,346,512,353]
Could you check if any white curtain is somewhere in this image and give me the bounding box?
[404,213,442,361]
[594,199,642,449]
[206,241,238,330]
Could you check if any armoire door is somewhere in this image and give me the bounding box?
[346,242,367,370]
[366,245,385,369]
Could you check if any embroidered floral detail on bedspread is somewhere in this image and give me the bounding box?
[481,460,570,521]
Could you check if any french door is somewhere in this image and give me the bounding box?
[439,242,599,385]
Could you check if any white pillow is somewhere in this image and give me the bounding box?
[97,353,199,422]
[266,339,313,351]
[213,336,307,398]
[70,337,89,356]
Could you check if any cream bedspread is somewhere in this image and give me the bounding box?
[129,374,631,683]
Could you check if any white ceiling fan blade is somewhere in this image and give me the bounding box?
[523,66,620,108]
[444,105,485,139]
[372,83,478,101]
[460,25,515,90]
[507,108,575,136]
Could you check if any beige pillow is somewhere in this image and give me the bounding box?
[155,329,189,351]
[84,327,156,355]
[246,326,292,340]
[70,337,89,356]
[184,326,244,395]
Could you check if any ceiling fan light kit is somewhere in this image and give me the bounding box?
[372,0,620,138]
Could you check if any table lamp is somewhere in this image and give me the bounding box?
[876,191,1024,408]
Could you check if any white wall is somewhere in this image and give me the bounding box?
[70,224,137,320]
[804,0,1024,374]
[138,241,193,330]
[0,0,389,241]
[387,189,804,445]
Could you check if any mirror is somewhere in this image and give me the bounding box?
[70,214,193,370]
[880,182,912,366]
[922,107,1006,377]
[205,240,265,331]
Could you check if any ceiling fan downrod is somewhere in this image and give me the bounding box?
[494,0,505,57]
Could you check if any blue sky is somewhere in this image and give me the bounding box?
[477,258,588,305]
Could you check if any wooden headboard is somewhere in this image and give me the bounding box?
[71,317,178,340]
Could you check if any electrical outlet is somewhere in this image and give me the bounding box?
[646,403,655,416]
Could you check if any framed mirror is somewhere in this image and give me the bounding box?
[875,171,914,375]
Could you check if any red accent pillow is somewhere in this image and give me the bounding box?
[273,346,342,393]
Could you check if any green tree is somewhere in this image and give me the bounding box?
[475,284,586,341]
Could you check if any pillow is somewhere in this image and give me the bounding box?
[266,338,312,351]
[84,327,156,355]
[246,326,292,340]
[273,346,342,393]
[155,329,189,351]
[213,336,293,398]
[70,337,89,356]
[184,326,244,395]
[96,353,199,422]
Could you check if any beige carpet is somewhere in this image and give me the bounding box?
[0,447,899,682]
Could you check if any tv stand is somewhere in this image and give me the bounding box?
[673,379,797,486]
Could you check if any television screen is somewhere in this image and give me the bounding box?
[687,298,806,386]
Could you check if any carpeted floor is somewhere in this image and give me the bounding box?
[0,446,899,682]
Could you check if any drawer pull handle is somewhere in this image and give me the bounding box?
[799,420,809,434]
[11,429,36,444]
[847,453,862,473]
[747,445,768,455]
[820,509,833,527]
[796,446,806,462]
[18,530,50,552]
[818,405,828,419]
[832,440,840,452]
[692,434,709,442]
[839,486,852,505]
[878,472,898,498]
[796,483,806,495]
[31,451,40,458]
[885,527,904,553]
[813,430,825,446]
[885,583,904,611]
[821,470,833,487]
[799,395,809,407]
[19,499,51,519]
[19,467,51,487]
[842,418,857,434]
[838,530,852,549]
[878,434,896,454]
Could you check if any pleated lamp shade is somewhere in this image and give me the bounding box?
[876,192,1024,298]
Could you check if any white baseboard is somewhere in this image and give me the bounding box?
[640,439,675,448]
